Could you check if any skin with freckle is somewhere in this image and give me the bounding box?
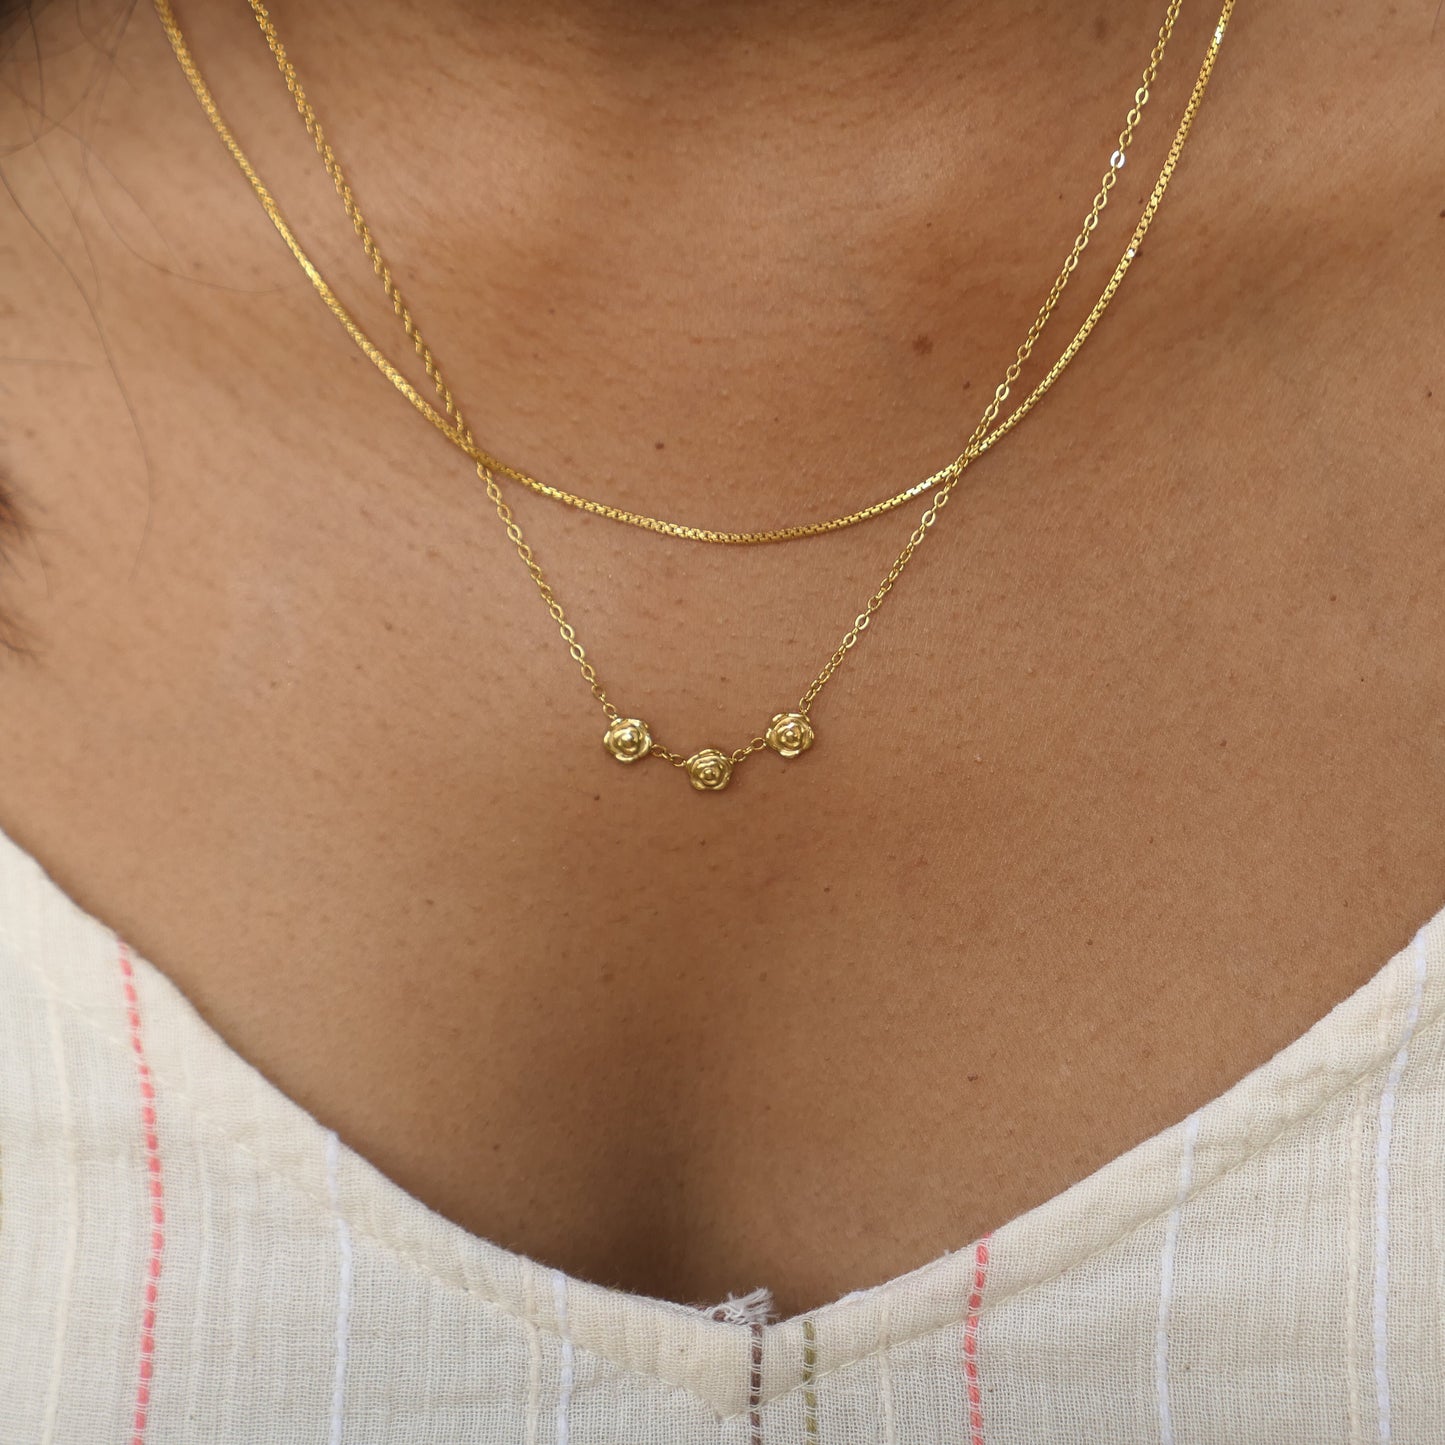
[0,0,1442,1316]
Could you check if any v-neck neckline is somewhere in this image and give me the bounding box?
[1,819,1441,1417]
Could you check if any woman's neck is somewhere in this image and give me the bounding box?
[268,0,1141,101]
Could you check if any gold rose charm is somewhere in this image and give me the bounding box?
[603,716,652,764]
[765,711,815,759]
[684,748,733,792]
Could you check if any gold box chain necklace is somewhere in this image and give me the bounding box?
[166,0,1189,547]
[154,0,1236,791]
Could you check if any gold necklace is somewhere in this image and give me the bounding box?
[159,0,1201,547]
[243,0,1184,547]
[154,0,1235,791]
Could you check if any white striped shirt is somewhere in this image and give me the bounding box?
[1,823,1442,1444]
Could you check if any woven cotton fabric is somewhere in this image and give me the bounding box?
[2,821,1443,1445]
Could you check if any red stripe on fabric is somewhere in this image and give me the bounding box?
[963,1233,992,1445]
[118,944,165,1445]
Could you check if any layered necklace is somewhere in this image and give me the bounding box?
[153,0,1236,791]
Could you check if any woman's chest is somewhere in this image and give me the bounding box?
[2,458,1442,1315]
[0,4,1442,1314]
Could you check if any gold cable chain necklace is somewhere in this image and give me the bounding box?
[154,0,1235,791]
